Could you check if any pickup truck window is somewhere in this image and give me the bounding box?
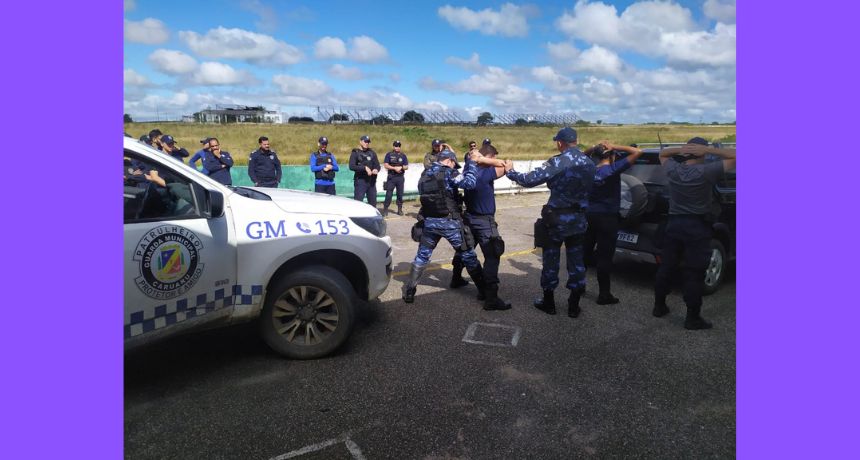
[124,151,201,223]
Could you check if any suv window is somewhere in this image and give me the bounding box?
[124,151,201,223]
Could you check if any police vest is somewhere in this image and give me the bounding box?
[387,153,405,174]
[418,169,460,218]
[313,152,336,180]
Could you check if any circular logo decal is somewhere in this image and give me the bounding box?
[133,225,204,300]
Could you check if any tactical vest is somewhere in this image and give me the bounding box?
[312,152,335,180]
[387,153,405,174]
[418,169,459,218]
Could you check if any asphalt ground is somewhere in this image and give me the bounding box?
[125,192,736,459]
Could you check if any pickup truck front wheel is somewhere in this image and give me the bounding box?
[260,265,356,359]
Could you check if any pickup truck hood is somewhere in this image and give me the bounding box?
[251,187,381,217]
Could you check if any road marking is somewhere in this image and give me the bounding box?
[391,248,537,277]
[270,433,365,460]
[462,322,522,348]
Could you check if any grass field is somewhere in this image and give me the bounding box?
[124,122,736,166]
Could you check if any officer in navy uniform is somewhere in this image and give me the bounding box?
[583,140,644,305]
[653,138,736,330]
[423,139,444,169]
[310,136,339,195]
[457,143,512,310]
[202,137,234,186]
[504,127,596,318]
[248,136,282,188]
[159,135,189,162]
[188,137,211,174]
[403,149,484,304]
[349,135,381,206]
[382,140,409,216]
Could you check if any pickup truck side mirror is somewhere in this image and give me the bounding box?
[206,189,225,218]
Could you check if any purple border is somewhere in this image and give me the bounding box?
[738,2,858,458]
[2,2,122,459]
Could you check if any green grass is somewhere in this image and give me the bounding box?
[125,122,737,166]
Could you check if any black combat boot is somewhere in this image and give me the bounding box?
[684,304,713,330]
[596,273,619,305]
[382,206,389,217]
[483,283,511,311]
[533,290,556,315]
[466,266,487,302]
[450,257,469,288]
[402,264,426,303]
[396,204,403,215]
[653,295,670,317]
[568,290,582,318]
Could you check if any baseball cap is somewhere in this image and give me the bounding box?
[437,150,457,162]
[318,136,329,145]
[139,134,151,143]
[686,137,709,146]
[360,135,371,142]
[482,138,491,145]
[431,139,442,147]
[161,135,175,145]
[552,127,577,143]
[393,140,402,147]
[199,137,211,144]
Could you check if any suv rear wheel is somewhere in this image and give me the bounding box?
[260,265,356,359]
[703,239,726,295]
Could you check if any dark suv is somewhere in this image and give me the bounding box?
[614,144,736,294]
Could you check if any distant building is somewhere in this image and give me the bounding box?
[194,105,283,124]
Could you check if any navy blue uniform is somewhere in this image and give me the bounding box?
[349,148,381,205]
[189,149,209,174]
[507,147,595,291]
[310,151,339,195]
[383,151,409,209]
[168,147,189,162]
[584,157,633,299]
[203,151,234,186]
[248,148,282,188]
[461,165,504,285]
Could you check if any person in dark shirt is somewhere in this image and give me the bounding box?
[248,136,282,188]
[202,137,234,186]
[159,135,189,162]
[382,140,409,216]
[310,136,339,195]
[349,135,380,206]
[423,139,444,169]
[583,141,644,305]
[653,137,736,330]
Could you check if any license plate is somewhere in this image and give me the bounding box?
[617,231,639,244]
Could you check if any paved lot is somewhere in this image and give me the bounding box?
[125,192,736,459]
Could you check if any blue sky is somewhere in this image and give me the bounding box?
[124,0,736,123]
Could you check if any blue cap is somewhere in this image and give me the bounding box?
[552,127,577,143]
[687,137,708,146]
[437,150,457,161]
[431,139,442,147]
[319,136,328,144]
[483,138,491,145]
[199,137,211,144]
[360,135,371,142]
[393,140,402,147]
[161,135,175,145]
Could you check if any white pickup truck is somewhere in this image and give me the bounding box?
[123,137,392,359]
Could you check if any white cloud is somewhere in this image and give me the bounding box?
[124,18,169,45]
[148,49,198,75]
[438,3,535,37]
[190,62,253,86]
[349,36,389,63]
[531,66,576,92]
[450,66,518,94]
[272,74,332,98]
[555,1,733,67]
[124,69,151,86]
[704,0,736,23]
[313,35,389,63]
[240,0,278,33]
[546,42,580,61]
[180,27,303,66]
[445,53,482,72]
[575,45,624,76]
[124,0,135,12]
[314,37,347,59]
[328,64,365,81]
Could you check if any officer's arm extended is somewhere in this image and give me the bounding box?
[451,159,479,190]
[505,156,566,187]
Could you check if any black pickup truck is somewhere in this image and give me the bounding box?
[614,144,736,294]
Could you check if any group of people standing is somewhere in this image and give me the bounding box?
[402,127,736,331]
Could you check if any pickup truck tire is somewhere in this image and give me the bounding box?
[619,174,648,226]
[703,239,726,295]
[260,265,356,359]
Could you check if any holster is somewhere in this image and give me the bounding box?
[534,218,549,248]
[411,219,424,242]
